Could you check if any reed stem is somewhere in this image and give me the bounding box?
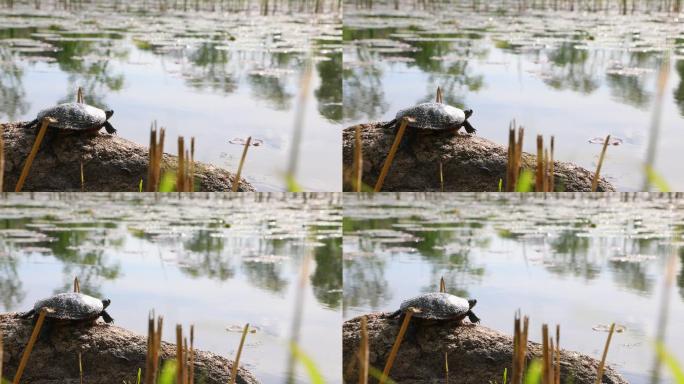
[232,137,251,192]
[13,308,50,384]
[358,317,368,384]
[595,323,616,384]
[380,308,416,384]
[375,117,410,192]
[229,324,250,384]
[591,135,611,192]
[354,126,363,192]
[15,117,54,192]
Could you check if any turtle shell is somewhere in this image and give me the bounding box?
[399,292,471,320]
[33,292,104,320]
[36,103,107,131]
[395,102,466,130]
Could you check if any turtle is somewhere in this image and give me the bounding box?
[381,102,476,153]
[387,292,480,325]
[27,102,116,135]
[20,292,114,324]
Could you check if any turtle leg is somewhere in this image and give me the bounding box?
[462,120,476,134]
[20,309,35,319]
[103,121,117,135]
[378,119,397,130]
[385,309,403,319]
[466,310,480,324]
[100,310,114,324]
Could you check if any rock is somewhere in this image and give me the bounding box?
[343,313,627,384]
[0,312,259,384]
[0,122,255,192]
[342,123,615,192]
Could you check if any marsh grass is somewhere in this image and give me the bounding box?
[232,137,251,192]
[0,125,4,192]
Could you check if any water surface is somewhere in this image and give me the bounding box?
[0,192,342,384]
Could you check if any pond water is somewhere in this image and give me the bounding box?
[0,1,342,192]
[343,2,684,191]
[343,193,684,383]
[0,193,342,384]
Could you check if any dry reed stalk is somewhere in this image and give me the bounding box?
[229,324,250,384]
[505,122,524,192]
[374,117,410,192]
[177,137,186,193]
[77,87,84,103]
[183,337,189,384]
[512,312,529,384]
[190,138,195,192]
[73,277,80,293]
[354,126,363,192]
[153,317,163,382]
[555,325,561,384]
[506,125,515,191]
[444,351,449,384]
[595,323,616,384]
[144,314,155,384]
[13,308,50,384]
[439,276,446,293]
[232,137,252,192]
[15,117,54,192]
[80,160,85,192]
[189,325,195,384]
[176,324,184,384]
[536,135,543,192]
[436,86,443,103]
[380,308,417,384]
[549,136,555,192]
[439,161,444,192]
[358,317,369,384]
[1,329,4,382]
[0,126,5,192]
[79,352,84,384]
[147,124,166,192]
[591,135,611,192]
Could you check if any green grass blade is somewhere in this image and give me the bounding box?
[516,170,535,192]
[645,166,671,192]
[655,343,684,383]
[289,342,325,384]
[157,360,177,384]
[524,359,543,384]
[159,171,176,192]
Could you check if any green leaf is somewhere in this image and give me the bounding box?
[645,166,671,192]
[286,174,303,192]
[367,366,398,384]
[289,342,325,384]
[157,360,177,384]
[516,170,535,192]
[524,359,543,384]
[655,343,684,383]
[503,367,508,384]
[159,172,176,192]
[138,178,143,192]
[136,367,141,384]
[498,178,503,192]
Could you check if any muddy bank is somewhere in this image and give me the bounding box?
[342,123,615,192]
[1,122,254,192]
[343,313,627,384]
[0,312,258,384]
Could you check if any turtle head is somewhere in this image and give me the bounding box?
[464,109,473,119]
[102,298,111,309]
[468,299,477,309]
[105,110,114,120]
